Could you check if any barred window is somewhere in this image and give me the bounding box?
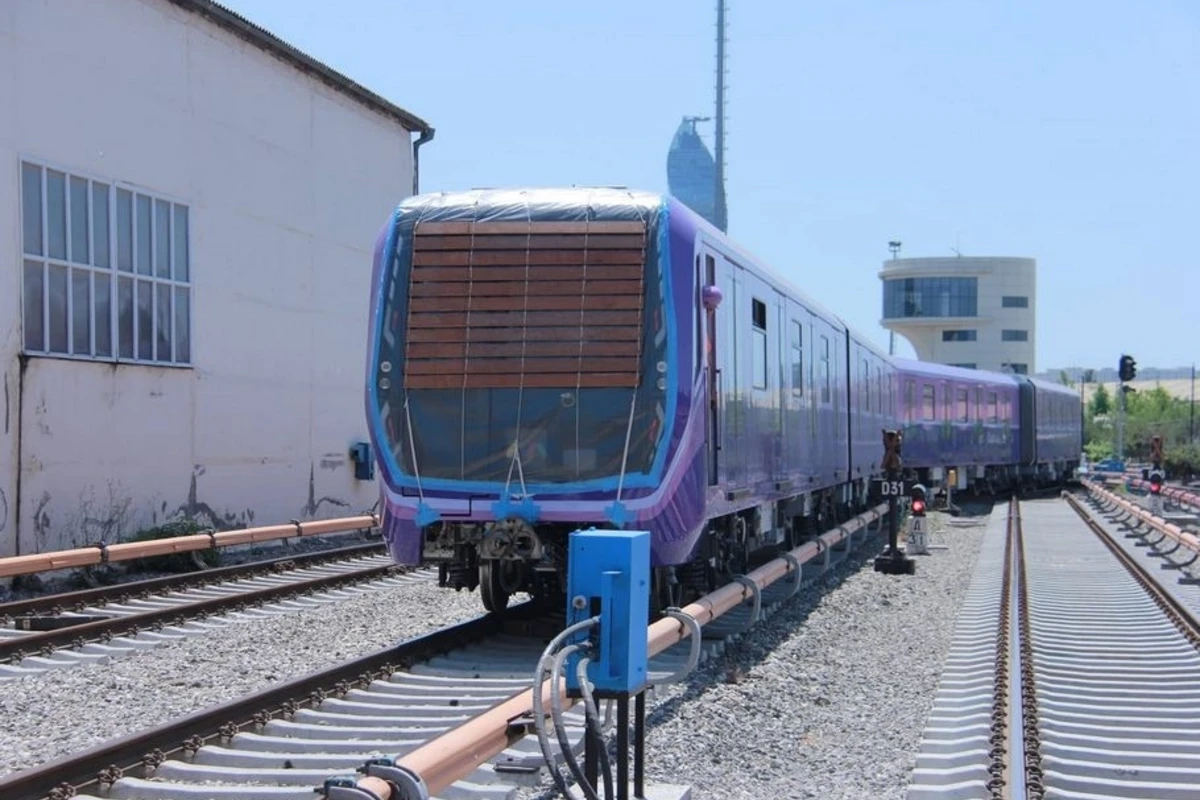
[21,160,191,366]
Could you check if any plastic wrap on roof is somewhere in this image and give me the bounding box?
[394,187,662,227]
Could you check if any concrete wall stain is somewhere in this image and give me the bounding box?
[32,492,52,551]
[305,463,350,517]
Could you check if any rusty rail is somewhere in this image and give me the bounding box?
[0,515,379,579]
[1082,478,1200,555]
[347,503,890,799]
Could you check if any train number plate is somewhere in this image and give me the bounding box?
[874,479,911,498]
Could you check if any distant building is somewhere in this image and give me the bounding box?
[666,116,725,231]
[880,256,1036,375]
[1,0,431,557]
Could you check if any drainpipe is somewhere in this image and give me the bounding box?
[13,355,27,560]
[412,128,435,196]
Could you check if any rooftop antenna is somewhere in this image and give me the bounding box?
[887,241,901,355]
[713,0,728,232]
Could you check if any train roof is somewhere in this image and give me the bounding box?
[394,186,663,224]
[667,196,890,352]
[890,358,1022,387]
[1026,375,1081,398]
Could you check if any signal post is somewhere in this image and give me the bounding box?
[874,430,916,575]
[1149,435,1165,517]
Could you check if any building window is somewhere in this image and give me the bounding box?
[1001,329,1028,342]
[750,298,767,390]
[942,329,977,342]
[1002,295,1028,308]
[790,320,803,397]
[1008,363,1029,375]
[21,160,191,365]
[882,276,978,319]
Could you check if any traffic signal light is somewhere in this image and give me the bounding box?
[910,484,927,517]
[1149,470,1163,495]
[1118,354,1137,383]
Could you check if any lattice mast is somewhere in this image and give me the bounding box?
[713,0,729,233]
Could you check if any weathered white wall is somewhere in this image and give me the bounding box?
[0,0,415,556]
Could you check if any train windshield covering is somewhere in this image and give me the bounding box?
[374,190,669,487]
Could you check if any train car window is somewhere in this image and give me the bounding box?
[751,297,767,390]
[923,384,936,420]
[905,379,915,422]
[989,392,998,423]
[956,388,969,422]
[974,387,982,420]
[861,359,869,411]
[878,367,888,417]
[820,335,831,404]
[943,383,952,422]
[790,320,803,397]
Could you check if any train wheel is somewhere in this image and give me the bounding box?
[480,560,523,613]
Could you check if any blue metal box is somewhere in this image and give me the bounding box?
[565,529,650,696]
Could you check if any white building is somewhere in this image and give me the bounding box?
[0,0,433,558]
[880,256,1036,375]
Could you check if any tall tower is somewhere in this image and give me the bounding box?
[713,0,729,232]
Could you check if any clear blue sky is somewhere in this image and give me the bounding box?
[224,0,1200,372]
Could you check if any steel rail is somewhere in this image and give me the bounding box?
[1065,491,1200,644]
[1,557,403,664]
[0,514,379,579]
[1082,479,1200,556]
[348,503,890,799]
[0,541,386,620]
[0,606,534,800]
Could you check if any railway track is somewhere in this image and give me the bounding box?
[0,508,890,800]
[907,493,1200,799]
[0,543,434,681]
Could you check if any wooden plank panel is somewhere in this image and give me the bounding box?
[409,294,643,314]
[409,278,644,298]
[407,357,638,376]
[406,326,642,344]
[406,340,641,359]
[415,221,645,235]
[405,372,640,390]
[411,264,644,282]
[408,310,642,328]
[412,250,646,268]
[414,234,646,251]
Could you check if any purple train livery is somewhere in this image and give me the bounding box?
[363,188,1081,612]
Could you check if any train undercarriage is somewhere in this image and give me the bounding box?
[419,482,877,615]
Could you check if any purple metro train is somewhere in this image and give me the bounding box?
[364,188,1081,611]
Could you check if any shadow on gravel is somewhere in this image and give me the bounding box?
[642,531,892,732]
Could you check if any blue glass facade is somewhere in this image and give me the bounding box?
[667,117,725,231]
[883,277,978,319]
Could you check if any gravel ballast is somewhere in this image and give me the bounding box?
[0,575,486,779]
[517,504,992,800]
